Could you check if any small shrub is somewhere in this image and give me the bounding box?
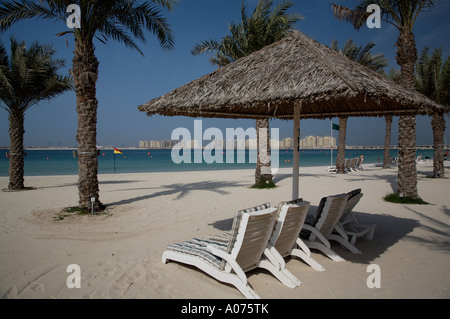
[383,193,429,205]
[251,179,277,189]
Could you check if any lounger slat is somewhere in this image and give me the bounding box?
[233,211,278,271]
[273,205,309,256]
[318,196,348,237]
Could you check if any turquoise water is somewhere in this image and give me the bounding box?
[0,148,435,177]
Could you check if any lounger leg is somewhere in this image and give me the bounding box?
[364,225,376,240]
[258,259,300,288]
[292,238,325,271]
[262,248,302,287]
[306,242,345,262]
[350,233,357,245]
[328,234,362,254]
[162,251,261,299]
[225,276,261,299]
[291,248,326,271]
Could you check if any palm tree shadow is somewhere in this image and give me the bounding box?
[272,171,338,184]
[37,179,141,190]
[107,180,249,206]
[403,205,450,253]
[348,173,398,193]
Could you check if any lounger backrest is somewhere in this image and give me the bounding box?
[270,201,310,256]
[227,203,277,272]
[349,158,356,168]
[340,191,363,222]
[310,193,349,240]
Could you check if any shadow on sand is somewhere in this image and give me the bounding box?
[335,211,421,264]
[402,205,450,254]
[107,180,249,206]
[208,205,425,265]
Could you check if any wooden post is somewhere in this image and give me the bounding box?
[292,102,301,200]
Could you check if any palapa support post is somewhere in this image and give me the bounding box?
[330,120,333,166]
[292,102,301,200]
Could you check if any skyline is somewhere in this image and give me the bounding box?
[138,134,337,149]
[1,0,450,148]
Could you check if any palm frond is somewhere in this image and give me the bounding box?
[439,56,450,105]
[192,0,302,68]
[1,0,176,52]
[99,21,143,55]
[331,3,368,30]
[0,37,72,115]
[191,39,222,56]
[331,38,388,73]
[415,46,446,103]
[0,0,67,31]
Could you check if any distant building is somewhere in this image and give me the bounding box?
[138,135,335,149]
[298,135,336,149]
[139,140,149,148]
[138,139,178,149]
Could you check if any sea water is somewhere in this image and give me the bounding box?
[0,148,435,177]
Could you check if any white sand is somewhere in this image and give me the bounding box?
[0,162,449,299]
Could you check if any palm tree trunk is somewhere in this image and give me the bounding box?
[255,118,273,185]
[431,111,445,178]
[396,28,418,198]
[72,40,104,211]
[397,116,417,197]
[383,115,393,169]
[336,117,347,174]
[8,111,25,190]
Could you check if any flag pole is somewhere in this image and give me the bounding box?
[113,146,116,174]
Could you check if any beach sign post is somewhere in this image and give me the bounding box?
[113,147,123,174]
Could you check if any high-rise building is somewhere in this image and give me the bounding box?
[139,135,335,149]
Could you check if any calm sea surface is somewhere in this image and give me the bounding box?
[0,148,435,177]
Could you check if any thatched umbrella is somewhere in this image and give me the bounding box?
[139,30,446,199]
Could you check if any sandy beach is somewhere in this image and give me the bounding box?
[0,161,449,299]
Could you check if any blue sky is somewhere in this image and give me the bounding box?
[0,0,449,148]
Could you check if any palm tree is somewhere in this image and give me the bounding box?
[192,0,302,186]
[0,38,72,190]
[382,68,401,169]
[415,47,450,177]
[332,0,440,198]
[0,0,176,210]
[330,39,388,173]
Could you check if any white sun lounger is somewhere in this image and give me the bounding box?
[354,157,364,171]
[300,193,349,262]
[347,158,357,172]
[267,199,325,272]
[162,203,297,299]
[337,189,376,247]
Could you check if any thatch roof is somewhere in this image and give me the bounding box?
[138,30,446,120]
